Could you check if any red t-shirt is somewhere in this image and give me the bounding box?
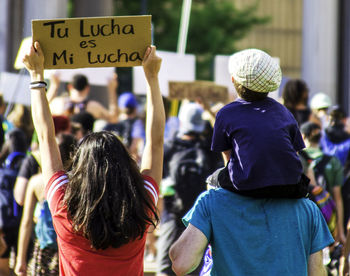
[45,171,159,276]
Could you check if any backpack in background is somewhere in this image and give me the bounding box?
[299,150,337,235]
[104,118,136,148]
[0,152,25,230]
[35,201,57,249]
[308,185,337,235]
[168,142,209,217]
[312,154,332,191]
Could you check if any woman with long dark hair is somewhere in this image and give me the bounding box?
[22,42,164,275]
[282,79,311,126]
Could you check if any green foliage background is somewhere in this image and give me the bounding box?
[114,0,269,80]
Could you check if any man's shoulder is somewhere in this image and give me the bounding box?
[203,190,319,213]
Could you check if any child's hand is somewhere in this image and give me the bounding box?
[142,46,162,79]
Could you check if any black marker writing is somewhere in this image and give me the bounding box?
[87,50,142,64]
[80,40,97,49]
[80,19,135,37]
[53,50,74,65]
[43,21,68,38]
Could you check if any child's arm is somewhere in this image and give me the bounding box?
[15,176,39,276]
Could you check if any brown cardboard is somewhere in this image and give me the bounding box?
[169,81,228,103]
[32,15,151,69]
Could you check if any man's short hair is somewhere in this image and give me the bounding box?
[72,74,89,91]
[70,111,95,135]
[329,105,346,123]
[300,122,322,144]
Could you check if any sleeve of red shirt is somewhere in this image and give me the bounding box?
[45,172,159,214]
[45,170,69,214]
[142,175,159,205]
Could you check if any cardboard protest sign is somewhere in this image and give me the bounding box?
[214,55,235,95]
[0,72,31,106]
[169,81,228,103]
[133,50,195,95]
[32,15,151,69]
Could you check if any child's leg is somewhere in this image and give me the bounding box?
[215,165,309,199]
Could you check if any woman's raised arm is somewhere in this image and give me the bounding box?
[140,46,165,185]
[23,42,63,184]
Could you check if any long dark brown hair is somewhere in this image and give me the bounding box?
[64,131,158,250]
[282,79,309,109]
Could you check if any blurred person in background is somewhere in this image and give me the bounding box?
[310,92,332,129]
[156,102,221,276]
[6,104,34,148]
[64,74,119,123]
[15,133,76,276]
[321,106,350,167]
[0,129,27,275]
[282,79,312,126]
[103,92,145,163]
[300,122,346,245]
[14,115,71,207]
[48,73,119,124]
[70,111,95,142]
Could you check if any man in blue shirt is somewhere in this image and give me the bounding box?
[169,189,334,275]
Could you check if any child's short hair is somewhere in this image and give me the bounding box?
[229,49,281,97]
[234,82,268,102]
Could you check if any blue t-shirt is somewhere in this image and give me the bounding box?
[211,97,305,190]
[183,189,334,276]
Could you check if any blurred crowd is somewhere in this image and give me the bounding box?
[0,57,349,276]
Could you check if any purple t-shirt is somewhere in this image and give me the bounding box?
[211,97,305,191]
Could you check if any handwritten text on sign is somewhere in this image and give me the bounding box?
[32,15,151,69]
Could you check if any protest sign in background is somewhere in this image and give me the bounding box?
[133,50,195,95]
[14,37,32,70]
[169,81,228,103]
[44,67,115,86]
[32,15,151,69]
[0,72,31,106]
